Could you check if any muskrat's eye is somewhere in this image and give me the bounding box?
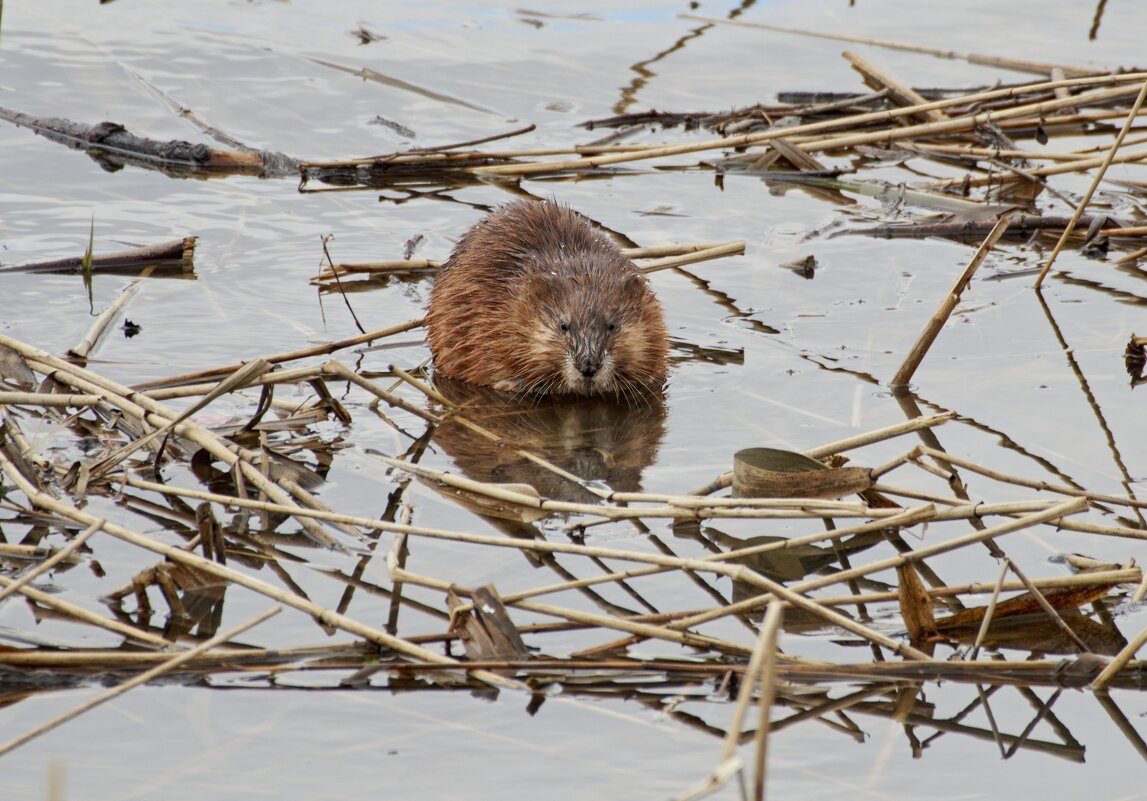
[607,322,617,332]
[559,322,570,332]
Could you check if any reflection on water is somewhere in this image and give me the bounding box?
[429,375,666,503]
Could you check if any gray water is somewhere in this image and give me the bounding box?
[2,1,1146,798]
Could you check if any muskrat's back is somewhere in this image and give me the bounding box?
[426,200,668,399]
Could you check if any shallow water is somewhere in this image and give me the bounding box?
[2,1,1147,798]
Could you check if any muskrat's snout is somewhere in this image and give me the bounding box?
[561,315,614,385]
[575,353,601,380]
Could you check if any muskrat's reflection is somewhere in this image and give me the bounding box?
[430,376,666,504]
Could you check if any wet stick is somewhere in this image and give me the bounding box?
[0,237,195,275]
[891,215,1011,387]
[1035,77,1147,287]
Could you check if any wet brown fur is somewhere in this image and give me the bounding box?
[426,200,668,400]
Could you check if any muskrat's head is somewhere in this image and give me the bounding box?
[517,253,667,401]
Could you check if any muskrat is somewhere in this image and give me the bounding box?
[426,200,668,400]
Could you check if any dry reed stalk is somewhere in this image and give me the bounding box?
[737,569,933,660]
[88,357,274,480]
[977,127,1147,157]
[0,391,103,407]
[1134,571,1147,604]
[752,603,783,801]
[305,143,647,170]
[472,79,1147,177]
[377,452,870,518]
[1053,518,1147,541]
[606,492,877,510]
[911,143,1093,162]
[627,242,749,259]
[0,606,282,758]
[319,360,441,423]
[676,602,783,801]
[576,498,1065,527]
[117,471,1066,542]
[677,14,1108,77]
[387,363,449,403]
[0,642,370,670]
[510,599,751,656]
[799,84,1145,155]
[654,498,1088,632]
[484,545,1136,623]
[412,509,934,621]
[314,259,443,281]
[0,237,195,276]
[140,365,328,401]
[1035,77,1147,286]
[969,562,1013,661]
[803,412,956,458]
[0,543,82,562]
[9,341,345,547]
[0,452,527,692]
[638,241,746,274]
[931,145,1147,190]
[1091,622,1147,689]
[843,51,948,124]
[1097,225,1147,237]
[68,279,144,359]
[390,555,752,655]
[779,659,1111,689]
[811,568,1139,610]
[128,317,424,390]
[891,215,1012,387]
[0,519,104,604]
[0,573,172,647]
[314,241,744,282]
[1000,558,1092,653]
[912,445,1147,510]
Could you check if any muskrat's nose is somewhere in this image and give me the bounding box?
[580,366,598,378]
